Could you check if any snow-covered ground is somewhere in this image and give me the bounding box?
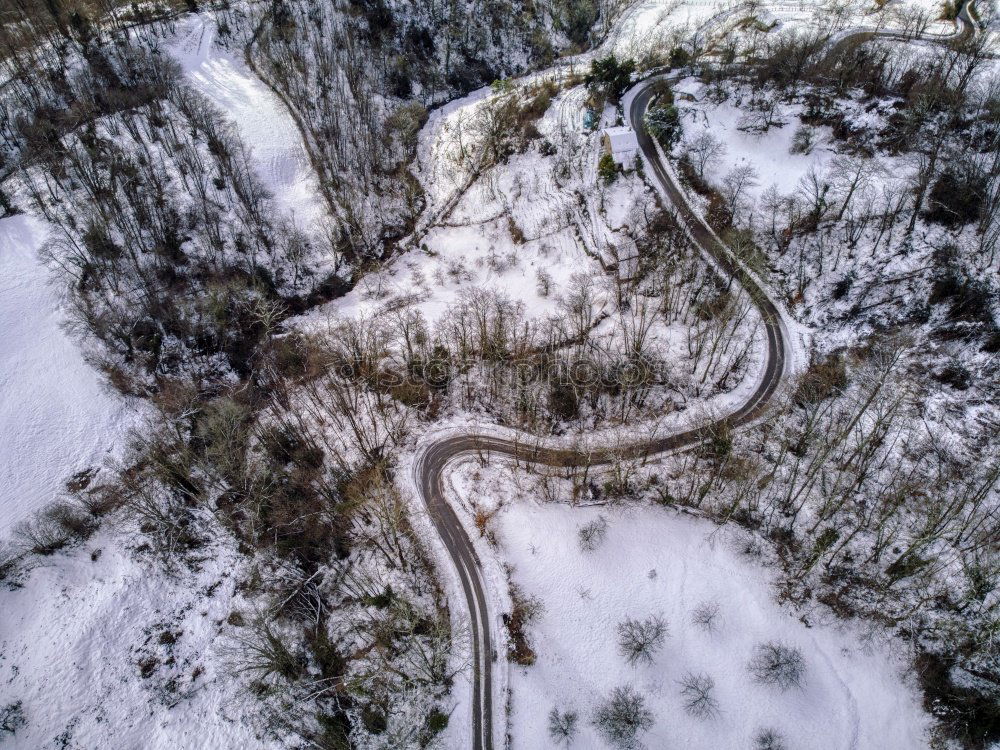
[0,526,276,749]
[165,14,325,231]
[454,462,931,749]
[674,77,836,201]
[0,214,135,537]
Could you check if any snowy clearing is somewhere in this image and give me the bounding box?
[458,461,933,749]
[0,526,276,749]
[674,77,836,201]
[165,14,325,231]
[0,214,134,537]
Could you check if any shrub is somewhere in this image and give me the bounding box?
[592,685,654,748]
[578,516,609,552]
[748,642,805,690]
[558,0,600,47]
[753,727,788,750]
[599,152,619,184]
[925,168,986,226]
[669,46,690,68]
[691,601,721,632]
[316,710,351,749]
[793,354,847,405]
[426,708,449,733]
[361,706,387,734]
[790,124,816,154]
[13,501,97,555]
[0,543,21,585]
[0,701,26,737]
[549,380,581,420]
[230,618,305,684]
[506,584,544,665]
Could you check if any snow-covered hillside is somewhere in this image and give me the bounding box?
[165,15,325,230]
[0,0,997,747]
[0,215,134,537]
[0,527,274,749]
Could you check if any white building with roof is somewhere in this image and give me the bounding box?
[601,126,639,169]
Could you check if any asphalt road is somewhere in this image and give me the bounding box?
[412,9,980,747]
[413,75,790,750]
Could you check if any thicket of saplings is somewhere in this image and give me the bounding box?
[293,205,757,437]
[243,0,617,262]
[0,0,187,60]
[631,27,1000,747]
[3,349,459,746]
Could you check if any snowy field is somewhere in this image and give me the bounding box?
[0,214,134,537]
[674,77,836,201]
[455,464,931,749]
[165,14,325,231]
[0,527,276,749]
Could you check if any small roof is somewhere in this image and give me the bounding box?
[604,126,638,153]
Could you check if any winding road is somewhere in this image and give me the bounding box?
[412,7,981,749]
[414,74,789,750]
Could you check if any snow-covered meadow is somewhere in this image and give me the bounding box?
[452,461,932,749]
[0,526,276,749]
[0,214,134,537]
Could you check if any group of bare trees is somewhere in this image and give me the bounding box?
[292,207,761,438]
[244,0,622,264]
[66,332,458,746]
[1,30,345,386]
[0,11,471,745]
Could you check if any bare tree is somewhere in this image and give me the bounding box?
[679,671,719,718]
[578,516,609,552]
[617,614,668,666]
[720,164,759,224]
[753,727,788,750]
[685,131,726,179]
[548,706,579,746]
[592,685,655,749]
[691,601,722,632]
[748,642,805,690]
